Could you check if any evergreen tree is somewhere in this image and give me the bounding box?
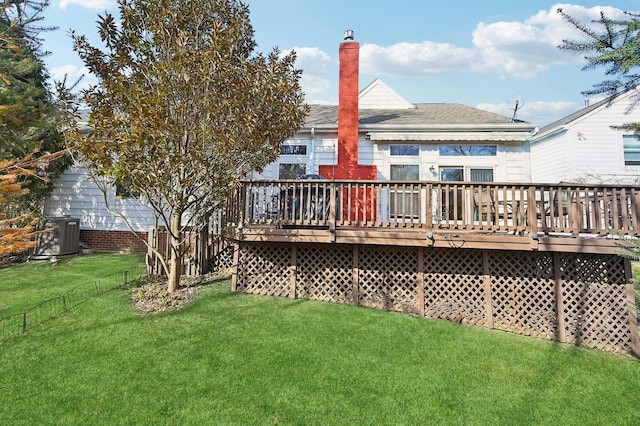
[0,149,63,256]
[558,8,640,134]
[0,0,69,215]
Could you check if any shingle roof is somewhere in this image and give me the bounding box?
[305,103,524,127]
[536,86,640,135]
[537,96,612,135]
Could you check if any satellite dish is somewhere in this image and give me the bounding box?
[507,96,526,122]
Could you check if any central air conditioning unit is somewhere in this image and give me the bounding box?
[33,217,80,259]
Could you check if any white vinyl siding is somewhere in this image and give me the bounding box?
[44,165,156,232]
[532,90,640,184]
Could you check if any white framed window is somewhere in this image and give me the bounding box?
[278,163,306,179]
[440,166,463,182]
[623,135,640,165]
[390,145,420,156]
[438,167,493,220]
[390,164,420,180]
[439,145,497,156]
[439,166,494,182]
[280,144,307,155]
[469,168,494,182]
[390,164,419,219]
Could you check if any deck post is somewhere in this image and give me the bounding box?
[290,246,297,299]
[482,251,494,328]
[425,183,433,234]
[417,247,425,316]
[238,184,246,230]
[553,253,566,343]
[352,245,359,306]
[231,243,240,292]
[570,189,581,235]
[330,182,337,240]
[632,189,640,232]
[526,186,538,236]
[624,258,640,357]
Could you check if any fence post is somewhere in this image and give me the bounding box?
[22,311,27,333]
[198,224,209,275]
[147,226,156,275]
[61,295,67,312]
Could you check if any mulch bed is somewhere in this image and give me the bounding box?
[131,270,230,314]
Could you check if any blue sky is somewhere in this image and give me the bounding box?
[42,1,640,126]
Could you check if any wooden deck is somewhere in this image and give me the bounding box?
[228,179,640,254]
[144,179,640,356]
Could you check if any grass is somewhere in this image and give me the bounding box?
[0,259,639,425]
[0,253,145,317]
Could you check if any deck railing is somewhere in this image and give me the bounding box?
[233,180,640,237]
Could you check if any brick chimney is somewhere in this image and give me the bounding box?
[319,31,376,180]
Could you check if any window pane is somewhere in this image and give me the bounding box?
[278,163,306,179]
[470,169,494,182]
[390,164,419,180]
[280,145,307,155]
[390,145,419,156]
[439,145,497,156]
[623,135,640,165]
[440,167,463,181]
[115,183,138,198]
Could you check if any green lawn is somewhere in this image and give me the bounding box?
[0,261,638,425]
[0,253,145,317]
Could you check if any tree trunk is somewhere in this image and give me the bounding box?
[167,214,182,293]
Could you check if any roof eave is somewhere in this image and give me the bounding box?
[360,122,536,132]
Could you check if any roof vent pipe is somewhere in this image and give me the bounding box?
[343,29,354,40]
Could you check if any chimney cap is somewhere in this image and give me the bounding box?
[343,30,354,41]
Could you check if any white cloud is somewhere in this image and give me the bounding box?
[358,4,627,80]
[472,4,628,79]
[49,64,87,82]
[57,0,115,10]
[49,64,97,92]
[472,21,562,79]
[360,41,478,76]
[285,47,331,97]
[477,100,581,126]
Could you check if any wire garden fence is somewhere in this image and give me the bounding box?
[0,265,147,341]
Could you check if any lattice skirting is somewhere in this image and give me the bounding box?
[233,242,640,356]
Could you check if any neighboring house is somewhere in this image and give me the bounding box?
[45,33,536,252]
[531,88,640,184]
